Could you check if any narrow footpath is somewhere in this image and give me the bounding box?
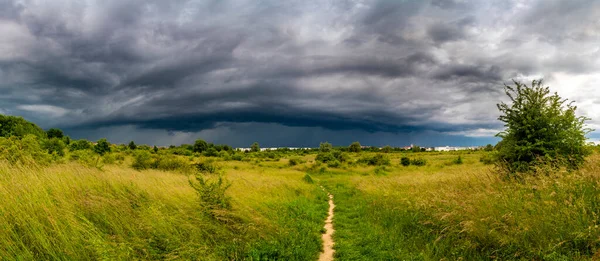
[319,186,335,261]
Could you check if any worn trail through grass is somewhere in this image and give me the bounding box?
[319,186,335,261]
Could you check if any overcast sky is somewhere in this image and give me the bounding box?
[1,0,599,147]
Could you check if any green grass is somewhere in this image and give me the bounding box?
[3,149,600,260]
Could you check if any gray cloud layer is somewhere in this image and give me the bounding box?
[1,0,599,146]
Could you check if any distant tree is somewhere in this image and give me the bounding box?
[128,141,137,150]
[484,144,494,152]
[93,138,111,156]
[496,80,591,174]
[62,135,71,145]
[193,139,209,153]
[250,142,260,152]
[204,147,219,157]
[153,145,159,153]
[70,139,91,151]
[43,138,66,156]
[382,145,392,153]
[411,145,421,153]
[0,115,46,138]
[319,142,333,152]
[46,128,64,139]
[348,141,362,153]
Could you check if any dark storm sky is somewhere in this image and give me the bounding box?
[1,0,599,147]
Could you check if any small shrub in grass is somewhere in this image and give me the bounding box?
[316,152,336,163]
[303,174,314,184]
[288,158,304,166]
[102,153,117,164]
[332,151,350,163]
[203,147,219,157]
[410,158,427,166]
[400,157,411,166]
[374,166,388,175]
[69,149,97,166]
[189,174,232,214]
[155,155,190,172]
[327,160,341,168]
[132,150,153,170]
[43,138,66,157]
[0,135,51,166]
[453,155,463,165]
[480,154,494,165]
[357,154,390,166]
[194,161,220,174]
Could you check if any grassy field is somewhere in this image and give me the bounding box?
[2,149,600,260]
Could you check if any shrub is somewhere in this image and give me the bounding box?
[43,138,66,157]
[453,155,463,165]
[316,152,336,163]
[400,157,411,166]
[231,154,244,161]
[132,150,153,170]
[0,135,51,166]
[480,154,494,165]
[358,154,390,166]
[332,151,350,163]
[69,149,97,167]
[154,155,190,172]
[382,145,392,153]
[70,139,91,151]
[496,80,591,174]
[128,141,137,150]
[327,160,341,168]
[194,161,220,174]
[93,138,111,156]
[203,147,219,157]
[0,115,46,138]
[374,166,389,175]
[302,174,314,184]
[189,174,232,213]
[349,141,362,152]
[288,158,303,166]
[46,128,64,139]
[319,142,333,152]
[410,158,427,166]
[193,139,209,153]
[250,142,260,152]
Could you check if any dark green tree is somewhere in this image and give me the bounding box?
[250,142,260,152]
[348,141,361,153]
[319,142,333,152]
[128,141,137,150]
[496,80,591,173]
[193,139,209,153]
[0,115,46,138]
[46,128,64,139]
[153,145,159,153]
[43,138,66,156]
[93,138,111,156]
[382,145,392,153]
[70,139,91,151]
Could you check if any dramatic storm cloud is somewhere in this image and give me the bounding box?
[1,0,599,146]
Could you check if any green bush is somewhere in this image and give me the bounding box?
[189,174,232,213]
[288,158,304,166]
[203,147,219,157]
[400,157,411,166]
[68,149,97,167]
[0,135,51,166]
[93,138,111,156]
[194,161,220,174]
[154,155,190,172]
[43,138,66,157]
[327,160,341,168]
[349,141,362,153]
[316,152,336,163]
[496,80,591,174]
[357,154,390,166]
[0,115,47,138]
[132,150,153,170]
[453,156,463,165]
[70,139,91,151]
[302,174,314,184]
[480,154,494,165]
[410,158,427,166]
[332,151,350,163]
[231,154,244,161]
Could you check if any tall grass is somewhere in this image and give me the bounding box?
[0,159,327,260]
[325,152,600,260]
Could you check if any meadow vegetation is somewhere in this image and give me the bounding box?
[1,81,599,260]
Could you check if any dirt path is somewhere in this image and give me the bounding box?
[319,187,335,261]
